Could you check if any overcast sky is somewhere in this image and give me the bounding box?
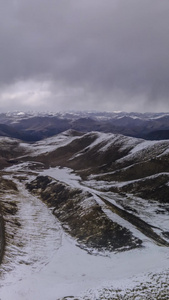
[0,0,169,113]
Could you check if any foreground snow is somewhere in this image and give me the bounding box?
[0,164,169,299]
[1,231,169,300]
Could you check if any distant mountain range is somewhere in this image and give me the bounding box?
[1,111,169,141]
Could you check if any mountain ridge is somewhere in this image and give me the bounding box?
[1,111,169,141]
[1,127,169,298]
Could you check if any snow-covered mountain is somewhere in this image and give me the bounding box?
[1,111,169,141]
[0,129,169,299]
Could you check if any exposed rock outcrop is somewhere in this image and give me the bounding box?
[0,213,5,264]
[26,176,142,253]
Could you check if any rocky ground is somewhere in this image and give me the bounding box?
[26,175,142,253]
[0,130,169,299]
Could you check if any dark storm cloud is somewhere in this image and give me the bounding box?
[0,0,169,111]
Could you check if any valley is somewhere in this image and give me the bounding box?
[0,126,169,299]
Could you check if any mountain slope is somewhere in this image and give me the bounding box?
[1,129,169,299]
[1,111,169,141]
[18,130,169,248]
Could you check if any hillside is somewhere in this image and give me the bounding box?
[0,130,169,299]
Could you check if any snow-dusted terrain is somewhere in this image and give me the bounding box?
[2,110,169,142]
[0,130,169,299]
[0,166,169,300]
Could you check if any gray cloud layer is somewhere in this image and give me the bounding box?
[0,0,169,112]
